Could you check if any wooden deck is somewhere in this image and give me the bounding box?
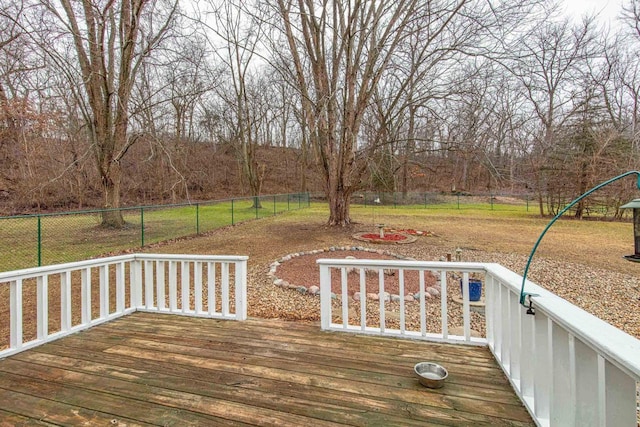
[0,312,533,426]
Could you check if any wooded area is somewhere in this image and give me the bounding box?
[1,0,640,223]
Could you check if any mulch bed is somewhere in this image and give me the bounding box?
[274,250,437,296]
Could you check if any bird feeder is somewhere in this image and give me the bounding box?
[620,199,640,262]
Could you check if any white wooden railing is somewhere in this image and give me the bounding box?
[0,253,247,359]
[318,258,640,427]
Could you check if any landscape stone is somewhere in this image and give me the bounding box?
[308,285,320,295]
[296,286,307,294]
[426,287,440,297]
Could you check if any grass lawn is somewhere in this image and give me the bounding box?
[0,195,307,272]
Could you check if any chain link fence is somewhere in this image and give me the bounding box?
[0,192,310,272]
[350,191,633,218]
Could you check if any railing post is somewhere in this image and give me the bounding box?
[81,268,91,323]
[235,260,247,320]
[319,263,331,330]
[99,265,109,318]
[9,279,22,349]
[145,260,154,309]
[37,275,49,339]
[61,271,71,332]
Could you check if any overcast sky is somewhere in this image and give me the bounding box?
[563,0,623,23]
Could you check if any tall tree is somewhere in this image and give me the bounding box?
[267,0,539,225]
[34,0,177,226]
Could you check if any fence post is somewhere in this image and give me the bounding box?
[424,193,427,209]
[526,196,529,212]
[196,203,200,234]
[255,197,259,219]
[140,207,145,247]
[307,192,310,207]
[490,193,494,210]
[287,193,290,211]
[273,195,276,216]
[37,215,42,267]
[457,194,460,210]
[231,199,235,225]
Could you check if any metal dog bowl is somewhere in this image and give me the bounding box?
[414,362,448,388]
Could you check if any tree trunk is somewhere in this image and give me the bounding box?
[328,188,350,226]
[101,165,125,227]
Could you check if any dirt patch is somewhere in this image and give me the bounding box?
[274,250,437,296]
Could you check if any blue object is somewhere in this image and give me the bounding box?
[461,279,482,302]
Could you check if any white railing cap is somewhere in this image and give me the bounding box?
[0,253,249,282]
[316,258,487,271]
[134,254,249,262]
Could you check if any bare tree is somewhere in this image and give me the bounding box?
[507,16,597,215]
[266,0,541,225]
[31,0,177,226]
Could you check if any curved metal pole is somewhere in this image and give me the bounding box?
[520,170,640,305]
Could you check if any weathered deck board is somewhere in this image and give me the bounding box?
[0,312,533,426]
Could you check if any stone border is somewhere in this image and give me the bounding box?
[267,246,441,302]
[352,232,417,244]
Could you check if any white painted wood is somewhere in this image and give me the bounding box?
[144,260,154,309]
[131,260,142,308]
[604,359,637,426]
[60,271,71,332]
[533,312,551,421]
[181,261,190,313]
[156,261,165,310]
[319,264,331,330]
[550,323,573,425]
[359,268,366,332]
[500,283,510,372]
[378,269,385,333]
[485,274,493,347]
[207,261,216,315]
[419,270,426,337]
[116,262,125,313]
[235,260,247,320]
[80,268,90,325]
[462,272,471,341]
[37,275,48,340]
[10,280,22,349]
[341,267,348,329]
[169,261,177,311]
[520,300,534,400]
[574,337,599,425]
[440,271,447,339]
[509,289,521,383]
[99,265,108,318]
[221,262,229,316]
[194,262,203,313]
